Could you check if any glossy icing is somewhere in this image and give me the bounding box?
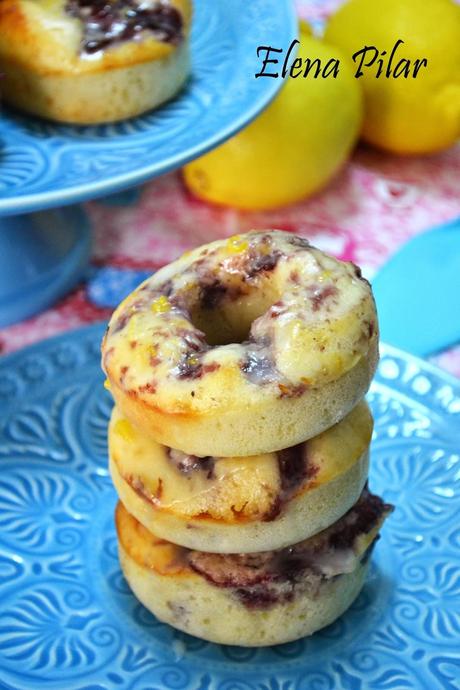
[65,0,184,54]
[103,231,377,414]
[0,0,190,73]
[109,401,373,523]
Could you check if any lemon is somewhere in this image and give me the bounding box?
[298,18,312,37]
[183,28,362,210]
[325,0,460,154]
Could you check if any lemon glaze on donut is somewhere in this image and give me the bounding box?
[102,231,378,456]
[109,401,372,552]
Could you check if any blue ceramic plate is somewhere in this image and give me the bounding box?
[0,0,296,216]
[0,324,459,690]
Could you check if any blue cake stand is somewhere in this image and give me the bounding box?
[0,0,296,326]
[0,208,91,328]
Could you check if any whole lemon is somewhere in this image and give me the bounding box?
[325,0,460,154]
[183,30,362,210]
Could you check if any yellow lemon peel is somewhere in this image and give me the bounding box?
[226,235,249,254]
[325,0,460,154]
[114,418,135,442]
[183,36,362,210]
[151,296,171,314]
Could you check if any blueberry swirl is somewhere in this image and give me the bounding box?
[66,0,184,54]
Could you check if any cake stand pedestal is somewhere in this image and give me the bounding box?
[0,207,91,327]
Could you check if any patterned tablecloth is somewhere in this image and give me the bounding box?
[1,0,459,377]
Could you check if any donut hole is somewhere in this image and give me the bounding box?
[190,284,279,346]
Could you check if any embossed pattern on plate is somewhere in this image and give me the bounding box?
[0,323,459,689]
[0,0,296,215]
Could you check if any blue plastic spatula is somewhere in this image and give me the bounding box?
[372,217,460,358]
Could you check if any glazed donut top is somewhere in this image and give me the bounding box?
[102,231,377,415]
[0,0,191,73]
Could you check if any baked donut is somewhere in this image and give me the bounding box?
[109,401,372,553]
[102,231,378,457]
[0,0,191,124]
[116,487,392,646]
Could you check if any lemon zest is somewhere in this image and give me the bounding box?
[151,296,171,314]
[114,419,135,442]
[226,235,249,254]
[318,270,332,283]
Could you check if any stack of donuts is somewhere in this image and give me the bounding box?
[102,230,392,646]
